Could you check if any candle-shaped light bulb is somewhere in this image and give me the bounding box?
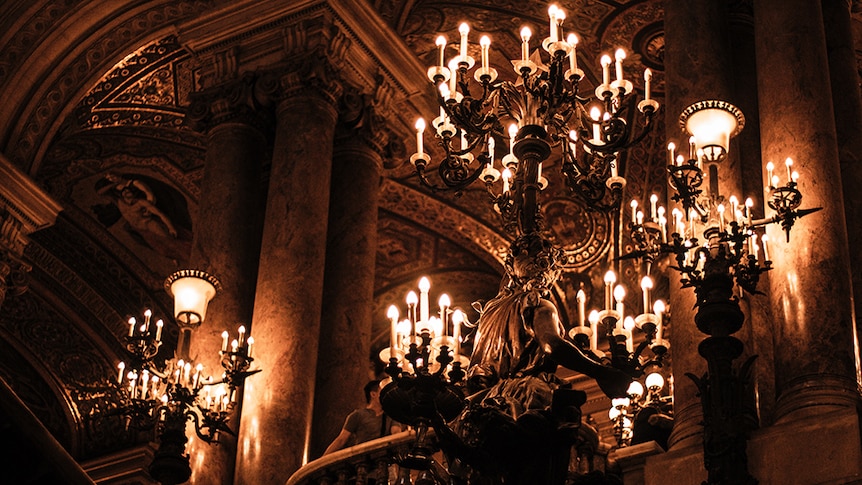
[641,276,653,313]
[772,175,780,188]
[600,54,611,86]
[729,195,739,222]
[766,161,775,188]
[155,319,163,341]
[791,171,799,183]
[650,193,658,221]
[614,284,626,325]
[452,309,463,355]
[785,157,794,181]
[143,309,152,331]
[761,234,770,261]
[623,316,635,352]
[653,299,666,341]
[567,33,578,72]
[745,197,754,223]
[479,35,491,71]
[128,317,136,337]
[717,203,726,231]
[590,106,602,142]
[415,118,426,156]
[502,167,512,193]
[418,277,431,331]
[436,35,447,68]
[588,310,600,350]
[548,5,560,42]
[676,154,685,166]
[231,339,239,353]
[636,211,644,225]
[614,48,626,82]
[459,23,470,59]
[488,137,495,165]
[508,123,518,154]
[689,136,697,160]
[630,199,638,224]
[520,27,532,61]
[246,336,254,358]
[117,362,125,384]
[439,293,451,336]
[604,270,617,311]
[238,325,246,347]
[387,304,399,350]
[644,68,652,100]
[221,330,229,352]
[576,289,586,326]
[667,142,676,166]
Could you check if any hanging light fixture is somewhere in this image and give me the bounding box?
[608,371,673,448]
[409,3,659,232]
[164,269,221,327]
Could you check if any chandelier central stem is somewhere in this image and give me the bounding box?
[512,124,552,234]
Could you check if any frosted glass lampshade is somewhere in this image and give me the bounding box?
[679,100,745,162]
[164,270,221,327]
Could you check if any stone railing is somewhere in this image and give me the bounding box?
[286,430,417,485]
[286,423,615,485]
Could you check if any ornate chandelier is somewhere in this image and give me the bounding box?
[111,270,259,485]
[410,3,659,232]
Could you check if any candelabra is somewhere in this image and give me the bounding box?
[111,270,259,485]
[608,372,673,448]
[409,3,659,235]
[661,100,820,485]
[378,277,469,470]
[568,274,670,381]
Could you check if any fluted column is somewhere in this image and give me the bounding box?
[309,92,389,457]
[823,0,862,389]
[183,73,271,485]
[234,57,343,483]
[662,0,739,452]
[754,0,860,422]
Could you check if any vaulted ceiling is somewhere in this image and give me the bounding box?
[0,0,860,471]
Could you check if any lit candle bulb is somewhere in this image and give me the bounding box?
[589,310,600,351]
[479,35,491,71]
[791,171,799,183]
[590,106,601,143]
[387,304,399,351]
[689,136,697,161]
[419,276,431,332]
[502,167,512,193]
[745,197,754,224]
[630,199,638,225]
[436,36,447,69]
[644,68,652,100]
[452,309,463,355]
[667,142,675,166]
[247,336,254,358]
[143,309,152,332]
[406,290,418,336]
[567,33,578,72]
[576,289,586,326]
[508,123,518,155]
[221,330,229,352]
[520,27,531,62]
[623,316,635,352]
[641,276,653,314]
[155,319,163,342]
[650,193,658,221]
[117,362,125,384]
[600,54,611,87]
[604,270,617,311]
[785,157,793,182]
[614,48,626,82]
[439,293,451,337]
[614,284,626,325]
[717,203,726,231]
[238,325,246,347]
[548,5,560,42]
[761,233,770,261]
[766,161,775,188]
[729,196,739,223]
[415,118,425,157]
[128,317,136,337]
[459,23,470,60]
[488,137,495,166]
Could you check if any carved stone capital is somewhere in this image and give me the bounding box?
[186,72,276,136]
[0,154,62,301]
[336,78,405,161]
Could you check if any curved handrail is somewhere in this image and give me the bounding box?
[285,430,416,485]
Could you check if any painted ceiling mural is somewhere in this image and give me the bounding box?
[17,0,861,467]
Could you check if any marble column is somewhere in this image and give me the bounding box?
[662,0,739,451]
[309,113,385,458]
[184,73,270,485]
[234,68,342,484]
[753,0,860,422]
[823,0,862,388]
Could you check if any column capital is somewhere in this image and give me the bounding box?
[0,154,62,300]
[186,72,276,136]
[336,77,407,164]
